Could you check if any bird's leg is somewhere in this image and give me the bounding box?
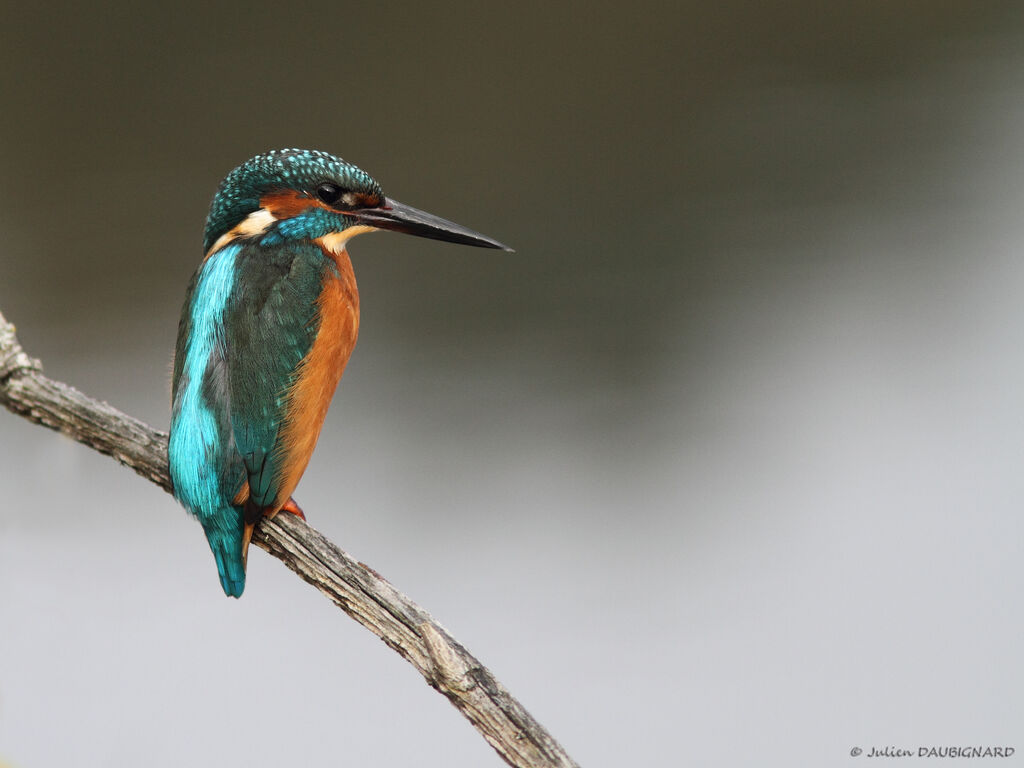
[240,498,306,568]
[279,497,306,520]
[264,497,305,520]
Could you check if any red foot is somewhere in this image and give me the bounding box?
[281,497,306,520]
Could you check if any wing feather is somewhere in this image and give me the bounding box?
[222,240,327,510]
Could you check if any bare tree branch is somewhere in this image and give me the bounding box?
[0,308,579,768]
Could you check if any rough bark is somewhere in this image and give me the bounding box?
[0,309,579,768]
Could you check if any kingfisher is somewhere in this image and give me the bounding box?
[169,149,509,597]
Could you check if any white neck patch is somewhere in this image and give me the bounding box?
[206,208,277,257]
[318,226,378,256]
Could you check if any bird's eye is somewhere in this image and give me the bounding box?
[316,182,344,206]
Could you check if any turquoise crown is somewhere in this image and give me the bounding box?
[203,149,384,252]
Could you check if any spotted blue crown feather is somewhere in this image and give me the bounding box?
[204,148,383,253]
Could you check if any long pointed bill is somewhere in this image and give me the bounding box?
[354,198,513,251]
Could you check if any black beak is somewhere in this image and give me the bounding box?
[354,198,513,251]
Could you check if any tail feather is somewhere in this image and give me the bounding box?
[207,530,246,598]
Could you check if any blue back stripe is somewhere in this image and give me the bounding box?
[169,244,240,516]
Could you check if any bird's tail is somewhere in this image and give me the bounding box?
[204,524,247,598]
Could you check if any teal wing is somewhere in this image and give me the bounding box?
[222,240,327,510]
[169,245,250,596]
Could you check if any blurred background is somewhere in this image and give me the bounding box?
[2,2,1023,765]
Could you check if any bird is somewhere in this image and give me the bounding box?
[168,148,510,597]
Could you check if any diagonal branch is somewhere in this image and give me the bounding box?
[0,309,579,768]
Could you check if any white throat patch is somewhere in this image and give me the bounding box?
[318,226,378,256]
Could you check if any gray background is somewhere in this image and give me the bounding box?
[2,2,1023,766]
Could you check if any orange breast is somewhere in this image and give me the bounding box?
[272,247,360,508]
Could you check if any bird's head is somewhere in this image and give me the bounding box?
[203,148,510,256]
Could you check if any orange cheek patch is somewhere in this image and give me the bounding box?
[349,192,382,208]
[260,190,326,218]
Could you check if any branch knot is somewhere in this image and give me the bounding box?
[0,312,43,384]
[420,622,476,693]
